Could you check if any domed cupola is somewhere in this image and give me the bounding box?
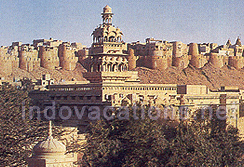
[91,5,123,43]
[32,121,66,159]
[28,121,75,167]
[102,5,113,25]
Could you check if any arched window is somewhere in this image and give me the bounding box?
[107,64,112,71]
[112,64,118,71]
[97,64,101,72]
[90,65,94,72]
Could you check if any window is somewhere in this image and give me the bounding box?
[79,96,83,100]
[105,94,111,100]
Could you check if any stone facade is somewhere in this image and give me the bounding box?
[0,38,81,77]
[0,6,244,80]
[19,44,40,72]
[58,43,79,71]
[28,6,244,136]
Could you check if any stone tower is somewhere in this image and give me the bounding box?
[146,38,169,70]
[39,46,60,70]
[58,43,78,71]
[188,43,199,56]
[172,41,189,68]
[19,45,40,72]
[0,47,13,75]
[127,48,136,70]
[88,5,128,73]
[83,5,139,83]
[208,53,225,68]
[189,43,207,68]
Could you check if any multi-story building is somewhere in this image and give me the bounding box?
[29,6,244,135]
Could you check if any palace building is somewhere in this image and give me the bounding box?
[29,5,244,135]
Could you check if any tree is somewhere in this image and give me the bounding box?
[20,77,35,91]
[80,106,176,166]
[167,106,244,166]
[0,83,48,166]
[79,105,244,166]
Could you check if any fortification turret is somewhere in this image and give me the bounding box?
[173,41,183,57]
[188,43,199,56]
[172,41,189,68]
[58,44,78,71]
[228,56,244,69]
[0,47,13,75]
[39,46,59,70]
[142,38,170,70]
[189,43,207,68]
[19,46,40,72]
[208,53,226,68]
[127,48,136,70]
[172,55,189,69]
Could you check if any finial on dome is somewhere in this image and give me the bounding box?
[48,120,53,139]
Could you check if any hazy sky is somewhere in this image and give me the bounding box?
[0,0,243,47]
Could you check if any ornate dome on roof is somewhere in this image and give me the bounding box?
[32,121,66,158]
[33,136,66,155]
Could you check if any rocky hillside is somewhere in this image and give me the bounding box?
[1,62,244,90]
[135,63,244,90]
[1,63,87,83]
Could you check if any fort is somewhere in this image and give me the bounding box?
[26,5,244,136]
[0,5,243,166]
[0,7,244,80]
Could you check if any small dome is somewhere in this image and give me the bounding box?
[33,136,66,155]
[103,5,112,13]
[32,121,66,158]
